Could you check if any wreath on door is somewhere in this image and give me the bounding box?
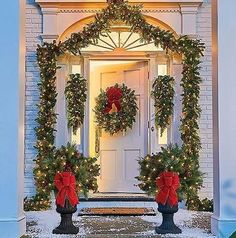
[94,83,138,135]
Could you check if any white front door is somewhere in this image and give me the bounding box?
[89,61,148,193]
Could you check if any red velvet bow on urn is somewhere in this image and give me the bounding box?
[156,171,180,207]
[54,172,79,207]
[104,86,122,113]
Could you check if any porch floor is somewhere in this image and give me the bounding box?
[24,209,215,238]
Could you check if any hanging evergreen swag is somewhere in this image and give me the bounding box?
[151,75,175,136]
[94,84,138,135]
[65,73,87,134]
[30,0,205,210]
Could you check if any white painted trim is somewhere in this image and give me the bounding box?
[36,0,201,42]
[56,64,70,147]
[83,56,90,157]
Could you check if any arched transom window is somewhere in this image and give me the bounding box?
[81,25,163,52]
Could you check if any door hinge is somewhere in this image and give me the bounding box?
[148,121,150,128]
[148,71,150,79]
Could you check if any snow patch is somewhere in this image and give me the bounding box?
[26,209,216,238]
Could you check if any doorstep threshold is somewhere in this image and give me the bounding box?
[80,193,155,202]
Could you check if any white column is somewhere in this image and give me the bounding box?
[211,0,236,237]
[0,0,26,237]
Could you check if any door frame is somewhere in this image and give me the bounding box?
[81,51,169,157]
[56,51,172,156]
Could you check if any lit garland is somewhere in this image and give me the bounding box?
[178,37,204,206]
[178,36,204,160]
[30,41,62,209]
[27,1,205,210]
[94,84,138,135]
[65,73,87,134]
[151,75,175,136]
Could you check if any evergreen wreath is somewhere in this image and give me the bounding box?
[94,83,138,135]
[65,73,87,134]
[151,75,175,136]
[29,0,205,210]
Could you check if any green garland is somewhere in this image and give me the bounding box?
[32,42,62,209]
[178,37,203,160]
[151,75,175,136]
[94,84,138,135]
[65,73,87,134]
[29,1,205,210]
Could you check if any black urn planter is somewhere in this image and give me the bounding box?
[53,199,79,234]
[155,203,182,234]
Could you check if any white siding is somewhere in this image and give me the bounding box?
[197,0,213,199]
[24,0,42,196]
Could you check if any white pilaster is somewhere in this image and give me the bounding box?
[212,0,236,237]
[56,64,69,147]
[0,0,26,237]
[180,4,200,36]
[41,7,59,42]
[83,56,90,157]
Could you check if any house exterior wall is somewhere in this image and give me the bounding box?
[24,0,213,199]
[197,0,213,198]
[25,0,42,196]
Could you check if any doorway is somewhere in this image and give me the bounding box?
[89,60,149,193]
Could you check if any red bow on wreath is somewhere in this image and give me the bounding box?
[156,171,180,207]
[54,172,79,207]
[104,86,122,113]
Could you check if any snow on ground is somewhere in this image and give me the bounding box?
[26,210,90,238]
[26,209,216,238]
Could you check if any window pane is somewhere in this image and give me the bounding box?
[71,128,81,145]
[80,29,164,52]
[158,128,168,145]
[158,65,167,76]
[71,65,81,74]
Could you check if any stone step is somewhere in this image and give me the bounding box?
[80,193,155,202]
[77,201,158,213]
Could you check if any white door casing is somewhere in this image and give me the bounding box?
[89,61,148,192]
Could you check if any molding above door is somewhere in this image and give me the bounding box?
[36,0,203,42]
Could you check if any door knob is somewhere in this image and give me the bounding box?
[151,126,155,132]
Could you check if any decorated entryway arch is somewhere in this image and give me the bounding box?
[29,0,205,210]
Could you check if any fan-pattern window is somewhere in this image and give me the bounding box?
[81,26,163,52]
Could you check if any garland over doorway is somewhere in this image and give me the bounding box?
[32,0,204,209]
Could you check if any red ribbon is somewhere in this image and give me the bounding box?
[54,172,79,207]
[156,171,180,207]
[104,86,122,113]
